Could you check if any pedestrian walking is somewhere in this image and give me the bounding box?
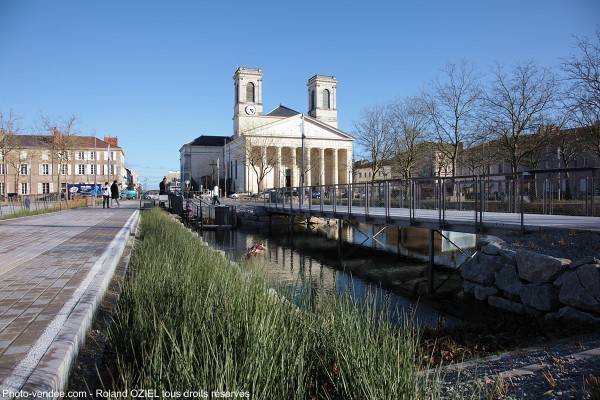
[110,180,120,207]
[159,177,167,195]
[102,182,110,208]
[212,185,221,205]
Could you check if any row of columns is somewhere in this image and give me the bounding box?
[268,146,349,188]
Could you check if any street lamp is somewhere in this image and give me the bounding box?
[301,114,305,188]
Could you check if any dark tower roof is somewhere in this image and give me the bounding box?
[264,105,301,118]
[189,135,233,146]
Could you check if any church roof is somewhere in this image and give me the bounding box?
[189,135,233,147]
[265,105,301,118]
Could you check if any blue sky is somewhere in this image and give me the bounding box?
[1,0,598,188]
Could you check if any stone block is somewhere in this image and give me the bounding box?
[463,280,476,294]
[516,249,569,283]
[461,253,503,285]
[488,295,524,314]
[474,285,499,301]
[498,249,517,265]
[482,242,502,256]
[495,263,524,296]
[520,283,559,311]
[570,257,600,269]
[556,306,600,324]
[559,266,600,313]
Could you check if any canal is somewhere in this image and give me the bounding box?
[198,220,490,327]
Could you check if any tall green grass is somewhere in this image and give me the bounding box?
[110,208,438,399]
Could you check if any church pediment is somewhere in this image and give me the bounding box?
[242,113,354,142]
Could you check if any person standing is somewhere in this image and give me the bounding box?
[102,182,110,208]
[110,180,120,207]
[212,185,220,205]
[159,177,167,195]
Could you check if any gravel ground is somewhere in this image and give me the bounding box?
[489,227,600,263]
[434,334,600,399]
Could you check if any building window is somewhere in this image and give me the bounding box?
[323,89,330,109]
[90,164,96,175]
[41,164,50,175]
[42,183,50,194]
[20,183,28,195]
[498,163,503,174]
[20,164,28,175]
[90,151,96,160]
[41,150,49,160]
[0,182,4,195]
[110,165,115,174]
[77,151,85,160]
[0,163,4,175]
[60,164,68,175]
[246,82,255,103]
[310,90,315,111]
[78,165,85,175]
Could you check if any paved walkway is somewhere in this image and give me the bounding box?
[0,202,139,398]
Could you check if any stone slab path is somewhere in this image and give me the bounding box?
[0,204,139,398]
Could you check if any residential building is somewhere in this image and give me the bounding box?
[0,131,126,196]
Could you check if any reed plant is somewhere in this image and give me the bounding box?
[0,205,61,220]
[110,208,438,399]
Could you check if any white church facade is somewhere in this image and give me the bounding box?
[180,67,354,195]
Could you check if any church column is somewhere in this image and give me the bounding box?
[291,147,297,187]
[305,148,311,188]
[276,146,282,188]
[332,148,338,185]
[319,148,325,186]
[261,146,267,190]
[347,150,353,184]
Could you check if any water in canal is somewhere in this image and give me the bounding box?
[198,221,487,327]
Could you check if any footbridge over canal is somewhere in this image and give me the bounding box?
[260,173,600,234]
[258,174,600,292]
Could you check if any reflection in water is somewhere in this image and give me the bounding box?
[199,222,481,328]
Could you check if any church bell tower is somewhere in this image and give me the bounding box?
[307,74,338,128]
[233,67,263,135]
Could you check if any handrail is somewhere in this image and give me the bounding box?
[261,170,600,232]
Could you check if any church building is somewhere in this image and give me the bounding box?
[180,67,354,195]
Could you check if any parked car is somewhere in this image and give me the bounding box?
[120,189,138,200]
[229,193,239,199]
[311,189,321,198]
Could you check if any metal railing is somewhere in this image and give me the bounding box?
[183,191,236,229]
[261,168,600,231]
[0,192,86,216]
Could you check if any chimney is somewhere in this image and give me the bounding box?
[104,136,119,147]
[53,128,61,143]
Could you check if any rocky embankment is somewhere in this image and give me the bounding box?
[462,235,600,324]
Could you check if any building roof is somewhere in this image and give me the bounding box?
[264,105,301,118]
[189,135,233,147]
[9,134,121,149]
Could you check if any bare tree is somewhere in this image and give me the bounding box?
[461,133,500,176]
[561,29,600,158]
[353,104,395,180]
[235,133,279,192]
[0,110,22,196]
[388,96,431,179]
[424,60,483,180]
[483,61,559,174]
[38,114,80,197]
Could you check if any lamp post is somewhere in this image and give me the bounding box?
[301,114,305,188]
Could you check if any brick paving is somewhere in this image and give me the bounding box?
[0,203,139,397]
